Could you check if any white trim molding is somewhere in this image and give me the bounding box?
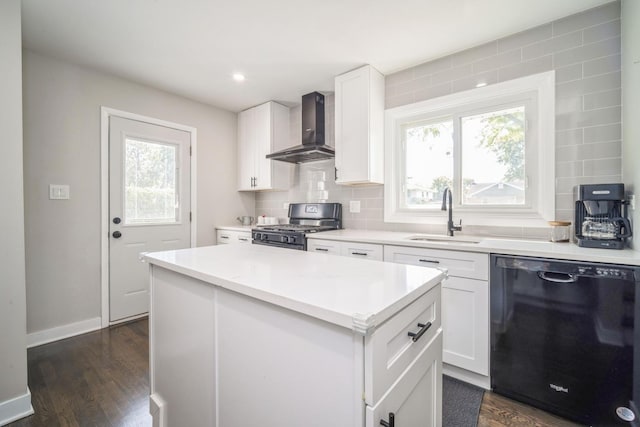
[384,71,555,228]
[27,317,102,348]
[0,389,34,426]
[100,107,198,328]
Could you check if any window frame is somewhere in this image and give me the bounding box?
[384,71,555,227]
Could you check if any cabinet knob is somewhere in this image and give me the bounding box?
[380,412,395,427]
[112,231,122,239]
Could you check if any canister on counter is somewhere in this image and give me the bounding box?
[548,221,571,242]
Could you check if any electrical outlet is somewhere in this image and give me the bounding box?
[629,195,636,210]
[349,200,361,213]
[49,184,70,200]
[283,202,290,210]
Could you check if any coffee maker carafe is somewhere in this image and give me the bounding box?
[575,183,632,249]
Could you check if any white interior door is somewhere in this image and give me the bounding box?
[109,116,191,322]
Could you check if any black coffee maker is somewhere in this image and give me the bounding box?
[575,183,632,249]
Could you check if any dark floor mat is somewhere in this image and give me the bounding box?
[443,375,485,427]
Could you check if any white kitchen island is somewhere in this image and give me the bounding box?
[143,244,445,427]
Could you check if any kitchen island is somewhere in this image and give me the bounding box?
[143,244,445,427]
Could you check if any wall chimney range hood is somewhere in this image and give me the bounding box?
[266,92,334,164]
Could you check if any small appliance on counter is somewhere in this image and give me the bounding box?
[252,203,342,250]
[574,183,632,249]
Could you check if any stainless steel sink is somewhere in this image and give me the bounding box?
[407,235,482,244]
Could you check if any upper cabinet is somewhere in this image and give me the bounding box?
[334,65,385,185]
[237,101,291,191]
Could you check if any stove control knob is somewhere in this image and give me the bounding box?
[254,233,261,240]
[281,236,289,243]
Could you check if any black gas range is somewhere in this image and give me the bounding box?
[252,203,342,251]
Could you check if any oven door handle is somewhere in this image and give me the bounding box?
[537,271,578,283]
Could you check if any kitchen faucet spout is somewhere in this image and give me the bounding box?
[441,187,462,236]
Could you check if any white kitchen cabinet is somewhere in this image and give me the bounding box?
[384,245,489,382]
[334,64,385,185]
[216,229,251,245]
[307,239,341,255]
[307,238,383,261]
[237,101,291,191]
[147,246,443,427]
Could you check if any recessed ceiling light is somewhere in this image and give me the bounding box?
[476,82,487,88]
[232,73,246,82]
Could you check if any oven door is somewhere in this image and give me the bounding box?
[251,230,306,250]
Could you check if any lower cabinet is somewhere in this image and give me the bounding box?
[150,265,442,427]
[216,229,251,245]
[383,246,489,379]
[307,239,383,261]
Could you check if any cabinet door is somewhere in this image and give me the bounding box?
[335,65,384,185]
[383,245,488,280]
[307,239,341,255]
[341,242,383,261]
[442,277,489,375]
[366,332,443,427]
[237,108,254,191]
[216,230,233,244]
[252,102,272,190]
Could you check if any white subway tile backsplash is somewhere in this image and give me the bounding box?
[257,3,621,239]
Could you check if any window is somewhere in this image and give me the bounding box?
[124,138,179,225]
[385,71,555,227]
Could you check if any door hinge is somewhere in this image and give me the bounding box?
[190,146,192,156]
[189,212,192,222]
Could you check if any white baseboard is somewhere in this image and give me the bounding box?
[0,388,34,426]
[27,317,102,348]
[443,363,491,390]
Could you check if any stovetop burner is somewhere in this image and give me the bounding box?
[255,224,335,233]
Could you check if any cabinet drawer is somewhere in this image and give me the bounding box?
[364,285,441,406]
[341,242,383,261]
[307,239,341,255]
[366,332,442,427]
[384,245,488,280]
[216,230,251,245]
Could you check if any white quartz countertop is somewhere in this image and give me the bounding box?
[144,244,445,333]
[307,229,640,266]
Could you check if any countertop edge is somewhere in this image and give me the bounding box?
[306,230,640,265]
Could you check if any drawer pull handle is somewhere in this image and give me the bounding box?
[419,259,439,264]
[380,412,395,427]
[238,238,248,241]
[352,252,368,256]
[315,248,329,252]
[408,322,432,342]
[220,236,229,239]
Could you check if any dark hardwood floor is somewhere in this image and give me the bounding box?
[10,318,584,427]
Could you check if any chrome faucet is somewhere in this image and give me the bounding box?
[441,187,462,236]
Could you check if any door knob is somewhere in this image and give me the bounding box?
[112,231,122,239]
[113,217,121,224]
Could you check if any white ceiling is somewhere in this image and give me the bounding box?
[21,0,614,112]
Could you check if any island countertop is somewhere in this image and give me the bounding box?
[143,244,445,334]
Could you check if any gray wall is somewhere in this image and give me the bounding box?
[23,51,254,335]
[622,0,640,250]
[257,1,623,239]
[0,0,29,416]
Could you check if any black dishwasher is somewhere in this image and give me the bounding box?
[490,254,638,426]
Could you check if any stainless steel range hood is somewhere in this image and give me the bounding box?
[266,92,334,164]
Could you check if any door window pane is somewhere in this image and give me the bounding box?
[403,119,454,209]
[124,138,178,225]
[461,106,525,206]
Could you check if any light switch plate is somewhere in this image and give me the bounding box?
[629,194,635,210]
[49,184,70,200]
[349,200,361,213]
